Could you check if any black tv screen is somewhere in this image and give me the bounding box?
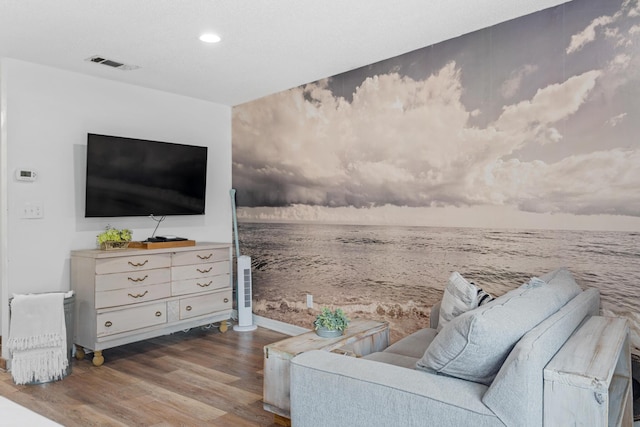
[85,133,208,217]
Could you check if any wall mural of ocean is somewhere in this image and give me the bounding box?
[239,221,640,349]
[232,0,640,353]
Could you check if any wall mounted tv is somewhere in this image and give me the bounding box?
[85,133,208,217]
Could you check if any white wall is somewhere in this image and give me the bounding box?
[0,58,232,359]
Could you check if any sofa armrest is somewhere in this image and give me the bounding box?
[290,350,504,427]
[430,301,441,329]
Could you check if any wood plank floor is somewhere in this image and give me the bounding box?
[0,325,289,426]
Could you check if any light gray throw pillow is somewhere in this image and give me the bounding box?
[417,269,581,385]
[437,272,480,332]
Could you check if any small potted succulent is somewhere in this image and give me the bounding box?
[314,307,350,338]
[97,225,133,250]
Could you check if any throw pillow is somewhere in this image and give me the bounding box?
[437,272,495,332]
[477,287,495,306]
[417,268,582,385]
[437,272,479,332]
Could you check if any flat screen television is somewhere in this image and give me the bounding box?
[85,133,208,217]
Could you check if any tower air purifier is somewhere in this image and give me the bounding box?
[234,255,256,331]
[231,189,257,332]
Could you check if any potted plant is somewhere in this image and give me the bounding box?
[314,307,350,338]
[97,225,133,250]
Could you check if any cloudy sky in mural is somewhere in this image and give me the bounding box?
[233,0,640,230]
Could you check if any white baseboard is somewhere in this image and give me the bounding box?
[230,309,310,336]
[252,313,310,336]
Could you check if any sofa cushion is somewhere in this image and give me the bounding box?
[362,352,420,369]
[291,351,501,427]
[416,268,581,385]
[384,327,438,359]
[437,272,480,332]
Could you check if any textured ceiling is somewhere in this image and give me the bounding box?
[0,0,571,106]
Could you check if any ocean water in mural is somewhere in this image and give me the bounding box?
[239,221,640,348]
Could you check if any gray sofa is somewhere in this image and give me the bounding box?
[290,268,600,427]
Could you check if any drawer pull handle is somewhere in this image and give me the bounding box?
[105,321,113,327]
[155,311,162,317]
[197,267,213,273]
[186,305,192,311]
[197,253,213,260]
[128,260,149,267]
[127,290,149,299]
[197,281,213,288]
[224,298,229,303]
[128,275,148,282]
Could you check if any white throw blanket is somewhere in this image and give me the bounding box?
[7,293,69,385]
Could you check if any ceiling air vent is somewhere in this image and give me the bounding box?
[85,55,140,71]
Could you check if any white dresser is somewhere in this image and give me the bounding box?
[71,242,232,366]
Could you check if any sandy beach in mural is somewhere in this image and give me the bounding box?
[240,222,640,347]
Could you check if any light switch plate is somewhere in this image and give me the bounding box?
[22,202,44,219]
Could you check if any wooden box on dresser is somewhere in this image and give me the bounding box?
[71,242,232,366]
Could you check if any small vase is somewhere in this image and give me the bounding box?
[315,327,343,338]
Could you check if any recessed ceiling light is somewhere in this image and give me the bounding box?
[199,33,221,43]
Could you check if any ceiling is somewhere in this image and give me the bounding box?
[0,0,571,107]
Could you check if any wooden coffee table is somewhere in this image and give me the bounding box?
[263,319,389,425]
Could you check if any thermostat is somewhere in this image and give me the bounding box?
[15,169,38,182]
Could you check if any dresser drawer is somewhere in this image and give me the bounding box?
[180,289,232,320]
[171,261,229,281]
[95,253,171,274]
[96,283,171,309]
[95,268,170,292]
[172,274,230,296]
[97,302,167,336]
[172,248,229,266]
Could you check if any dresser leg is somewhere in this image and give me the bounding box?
[92,350,104,366]
[219,320,228,333]
[75,345,85,360]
